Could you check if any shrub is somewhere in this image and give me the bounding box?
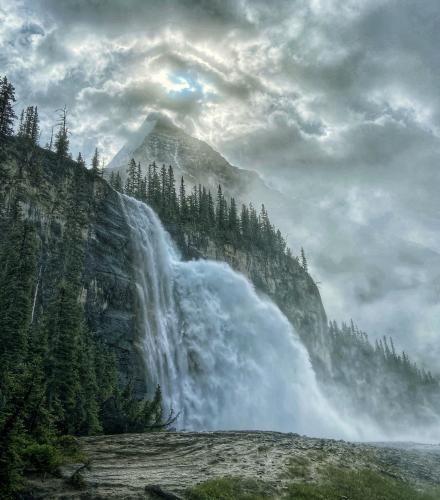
[21,443,60,473]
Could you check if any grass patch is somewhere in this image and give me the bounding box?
[284,467,440,500]
[185,477,274,500]
[186,467,440,500]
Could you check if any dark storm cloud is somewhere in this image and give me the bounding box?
[1,0,439,369]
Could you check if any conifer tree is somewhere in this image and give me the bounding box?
[0,76,16,137]
[76,152,85,168]
[17,109,25,136]
[114,171,123,192]
[167,165,177,220]
[249,203,259,243]
[179,176,187,222]
[301,247,308,272]
[31,106,39,144]
[216,184,226,231]
[91,148,100,176]
[54,106,69,158]
[0,201,37,376]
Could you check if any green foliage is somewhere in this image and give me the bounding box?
[21,443,61,473]
[101,383,174,434]
[118,158,297,264]
[0,75,16,137]
[185,477,273,500]
[54,106,69,159]
[186,468,440,500]
[91,147,102,176]
[17,106,40,144]
[284,467,440,500]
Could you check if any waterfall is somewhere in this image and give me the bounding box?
[121,195,356,439]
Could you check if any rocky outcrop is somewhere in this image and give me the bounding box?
[22,431,440,499]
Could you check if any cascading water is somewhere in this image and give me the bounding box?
[121,195,356,439]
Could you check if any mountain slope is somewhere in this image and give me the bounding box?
[106,113,265,200]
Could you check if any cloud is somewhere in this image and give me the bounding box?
[1,0,440,370]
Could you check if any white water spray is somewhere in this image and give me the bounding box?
[121,195,356,439]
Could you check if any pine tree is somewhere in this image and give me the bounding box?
[0,202,38,376]
[301,247,308,272]
[151,162,160,208]
[54,106,69,158]
[249,203,259,244]
[76,152,85,168]
[228,197,239,243]
[167,165,177,220]
[17,109,25,136]
[160,164,167,213]
[91,148,100,176]
[136,162,142,197]
[0,76,16,137]
[31,106,39,144]
[179,176,187,222]
[114,172,123,192]
[240,204,250,242]
[216,184,226,231]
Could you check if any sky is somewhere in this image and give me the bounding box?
[1,0,440,370]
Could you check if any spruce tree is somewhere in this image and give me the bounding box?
[301,247,308,272]
[0,202,38,376]
[167,165,177,220]
[54,107,69,158]
[114,172,123,192]
[30,106,39,144]
[0,76,16,137]
[76,152,85,168]
[216,184,225,231]
[179,176,187,221]
[91,148,100,176]
[17,109,25,136]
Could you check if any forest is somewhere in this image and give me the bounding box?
[109,158,296,263]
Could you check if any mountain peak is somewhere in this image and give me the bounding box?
[144,112,180,133]
[106,113,182,169]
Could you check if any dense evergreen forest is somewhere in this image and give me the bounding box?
[109,158,297,264]
[1,73,440,495]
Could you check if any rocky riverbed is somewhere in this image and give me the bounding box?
[22,431,440,499]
